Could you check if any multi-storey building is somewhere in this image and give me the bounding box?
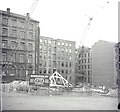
[0,8,39,82]
[75,46,92,84]
[38,36,76,84]
[92,40,117,88]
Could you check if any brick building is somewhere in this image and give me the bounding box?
[0,8,39,82]
[38,36,76,84]
[75,46,92,84]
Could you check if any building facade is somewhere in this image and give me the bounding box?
[92,40,117,88]
[75,46,92,84]
[115,42,120,86]
[0,8,39,82]
[38,36,76,84]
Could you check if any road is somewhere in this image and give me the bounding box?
[2,92,118,110]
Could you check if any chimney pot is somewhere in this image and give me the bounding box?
[7,8,10,14]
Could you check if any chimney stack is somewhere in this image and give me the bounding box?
[7,8,10,15]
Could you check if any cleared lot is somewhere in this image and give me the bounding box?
[2,92,118,110]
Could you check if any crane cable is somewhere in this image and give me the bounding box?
[77,0,111,54]
[2,0,39,76]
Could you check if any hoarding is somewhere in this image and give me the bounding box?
[29,74,49,87]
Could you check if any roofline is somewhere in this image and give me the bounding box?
[0,10,39,23]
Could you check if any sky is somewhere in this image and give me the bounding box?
[0,0,119,48]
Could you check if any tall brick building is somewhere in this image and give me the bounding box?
[38,36,76,84]
[0,8,39,82]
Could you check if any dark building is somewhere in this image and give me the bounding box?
[0,8,39,82]
[75,46,92,84]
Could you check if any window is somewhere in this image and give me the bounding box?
[2,28,8,36]
[2,17,8,26]
[84,59,86,63]
[28,55,32,63]
[62,62,64,67]
[9,66,16,76]
[62,42,64,46]
[69,43,72,47]
[39,68,42,73]
[88,58,90,63]
[28,43,33,51]
[79,66,81,70]
[66,43,68,46]
[69,49,72,53]
[12,29,17,37]
[40,52,42,58]
[11,41,17,49]
[58,42,60,45]
[20,20,24,28]
[61,70,64,74]
[69,62,72,67]
[49,40,52,44]
[44,68,46,73]
[79,54,81,58]
[44,53,47,59]
[29,23,33,30]
[2,53,7,62]
[40,39,43,43]
[84,54,86,57]
[44,40,47,44]
[48,69,51,74]
[44,46,47,51]
[19,54,25,62]
[84,65,86,69]
[62,48,64,53]
[20,42,25,50]
[2,40,7,48]
[12,18,17,27]
[79,60,81,64]
[28,32,33,40]
[11,53,16,62]
[39,60,42,66]
[20,31,25,39]
[40,45,42,50]
[69,56,72,60]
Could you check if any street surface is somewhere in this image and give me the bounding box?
[2,92,118,110]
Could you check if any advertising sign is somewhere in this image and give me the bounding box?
[29,74,49,87]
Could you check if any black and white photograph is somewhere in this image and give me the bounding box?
[0,0,119,110]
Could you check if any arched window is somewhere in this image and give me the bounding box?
[8,65,16,76]
[28,66,33,74]
[39,68,42,74]
[19,66,25,79]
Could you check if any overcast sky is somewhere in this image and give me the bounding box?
[0,0,119,48]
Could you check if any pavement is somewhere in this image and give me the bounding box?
[2,91,118,110]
